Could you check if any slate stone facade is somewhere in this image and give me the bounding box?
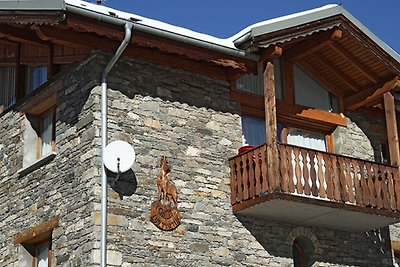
[0,52,397,266]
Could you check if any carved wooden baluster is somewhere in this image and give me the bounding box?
[309,151,318,196]
[373,164,383,208]
[261,145,269,193]
[381,166,390,210]
[338,157,348,202]
[351,159,361,205]
[386,168,396,210]
[248,150,255,199]
[324,153,333,200]
[279,145,289,192]
[287,146,295,193]
[302,149,311,196]
[254,148,262,196]
[345,158,358,203]
[315,152,328,198]
[366,162,376,207]
[235,157,243,202]
[294,147,303,194]
[393,167,400,210]
[229,159,237,204]
[331,155,341,201]
[241,153,250,201]
[359,161,369,206]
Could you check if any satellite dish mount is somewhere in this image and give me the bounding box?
[104,140,136,180]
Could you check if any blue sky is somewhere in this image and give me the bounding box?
[100,1,399,53]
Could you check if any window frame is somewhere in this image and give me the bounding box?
[36,107,56,160]
[32,239,52,267]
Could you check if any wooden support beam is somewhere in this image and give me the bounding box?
[328,42,379,84]
[260,46,282,62]
[14,217,59,244]
[0,25,47,47]
[344,76,400,111]
[286,29,342,60]
[264,61,280,191]
[383,92,400,167]
[312,53,359,92]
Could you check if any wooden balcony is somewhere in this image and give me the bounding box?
[229,143,400,231]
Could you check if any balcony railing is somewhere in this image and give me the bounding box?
[229,143,400,212]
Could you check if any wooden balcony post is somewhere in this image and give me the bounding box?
[383,91,400,166]
[264,61,280,191]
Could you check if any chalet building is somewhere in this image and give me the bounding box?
[1,1,400,266]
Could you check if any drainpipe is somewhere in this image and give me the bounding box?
[101,22,133,267]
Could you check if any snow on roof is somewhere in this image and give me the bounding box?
[65,0,400,64]
[65,0,235,49]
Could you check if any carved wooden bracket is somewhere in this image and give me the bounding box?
[150,156,181,231]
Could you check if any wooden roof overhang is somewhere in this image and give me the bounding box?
[0,9,258,81]
[248,14,400,113]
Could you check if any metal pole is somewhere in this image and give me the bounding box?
[100,23,133,267]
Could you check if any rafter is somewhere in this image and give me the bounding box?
[344,76,400,110]
[286,29,342,60]
[328,42,379,84]
[312,52,359,92]
[260,45,282,62]
[37,26,230,80]
[0,25,47,47]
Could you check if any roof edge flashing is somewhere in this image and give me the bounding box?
[0,0,65,10]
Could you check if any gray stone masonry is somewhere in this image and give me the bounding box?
[0,52,397,266]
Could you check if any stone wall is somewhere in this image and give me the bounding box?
[0,54,104,266]
[333,112,387,162]
[0,52,397,267]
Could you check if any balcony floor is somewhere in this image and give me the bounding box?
[234,193,400,231]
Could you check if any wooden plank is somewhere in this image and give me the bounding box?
[248,151,255,199]
[309,151,318,196]
[366,162,376,207]
[261,145,269,193]
[387,168,396,210]
[312,53,359,92]
[383,92,400,167]
[282,56,295,106]
[286,29,342,60]
[279,144,289,192]
[302,149,311,196]
[264,61,280,191]
[241,153,250,201]
[374,164,383,208]
[325,154,334,200]
[351,159,361,204]
[339,157,349,202]
[294,148,303,194]
[381,166,390,210]
[14,217,59,244]
[345,158,358,203]
[328,42,378,84]
[235,157,243,202]
[287,146,295,193]
[344,76,399,111]
[393,167,400,210]
[331,155,341,201]
[260,46,282,62]
[317,152,326,198]
[359,161,370,206]
[229,159,237,204]
[254,147,262,196]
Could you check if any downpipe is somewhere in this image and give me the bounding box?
[101,23,133,267]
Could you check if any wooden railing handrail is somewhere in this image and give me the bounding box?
[229,141,400,212]
[279,142,397,168]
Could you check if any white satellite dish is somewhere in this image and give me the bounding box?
[104,140,135,173]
